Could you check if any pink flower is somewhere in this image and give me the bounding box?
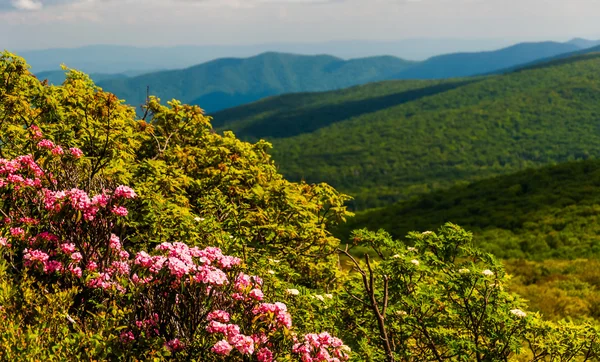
[60,243,76,254]
[206,321,228,334]
[71,252,83,263]
[69,148,84,158]
[211,340,233,356]
[23,249,49,265]
[119,250,130,260]
[168,256,193,278]
[134,251,153,268]
[10,227,25,238]
[230,334,254,355]
[37,139,54,149]
[235,273,253,292]
[109,234,121,250]
[195,265,228,286]
[114,185,137,199]
[91,194,109,207]
[218,255,242,269]
[293,332,350,361]
[111,261,130,275]
[68,265,83,278]
[0,237,10,248]
[257,347,274,362]
[207,310,230,323]
[165,339,185,352]
[120,331,135,343]
[112,206,128,216]
[88,272,112,289]
[51,146,64,156]
[44,260,63,273]
[30,125,43,139]
[19,217,38,225]
[249,288,264,301]
[87,261,98,272]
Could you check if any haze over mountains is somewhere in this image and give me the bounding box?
[18,38,520,74]
[32,38,600,113]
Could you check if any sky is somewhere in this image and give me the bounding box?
[1,0,599,51]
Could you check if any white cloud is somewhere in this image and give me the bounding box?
[11,0,42,10]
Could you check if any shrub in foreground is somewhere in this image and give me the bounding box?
[0,138,349,361]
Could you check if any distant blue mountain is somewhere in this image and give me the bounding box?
[96,52,416,113]
[26,39,596,113]
[394,41,581,79]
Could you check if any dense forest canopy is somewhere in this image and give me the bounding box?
[215,53,600,209]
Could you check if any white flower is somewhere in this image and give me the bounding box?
[229,235,234,239]
[410,259,420,266]
[392,254,401,258]
[194,217,205,222]
[268,258,281,264]
[510,309,527,318]
[458,268,470,274]
[395,310,408,316]
[422,231,433,235]
[482,269,494,277]
[286,288,300,296]
[407,247,417,252]
[314,294,325,302]
[267,270,275,275]
[324,293,333,299]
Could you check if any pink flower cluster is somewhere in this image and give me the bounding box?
[133,242,240,286]
[293,332,351,362]
[0,141,352,360]
[114,185,137,199]
[208,322,256,356]
[0,155,44,190]
[42,188,130,222]
[253,302,293,329]
[205,284,293,360]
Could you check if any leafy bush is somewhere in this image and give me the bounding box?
[337,224,600,361]
[0,137,350,361]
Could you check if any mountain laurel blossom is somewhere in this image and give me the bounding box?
[0,144,350,360]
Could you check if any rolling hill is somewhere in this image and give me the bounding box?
[212,52,600,209]
[211,78,475,140]
[92,41,588,113]
[567,38,600,49]
[393,41,581,79]
[96,52,416,113]
[337,159,600,260]
[14,39,518,73]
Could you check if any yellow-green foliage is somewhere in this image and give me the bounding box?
[506,259,600,322]
[0,260,168,361]
[0,51,352,287]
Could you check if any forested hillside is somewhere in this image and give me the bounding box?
[97,52,416,113]
[338,159,600,259]
[215,53,600,209]
[212,78,472,139]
